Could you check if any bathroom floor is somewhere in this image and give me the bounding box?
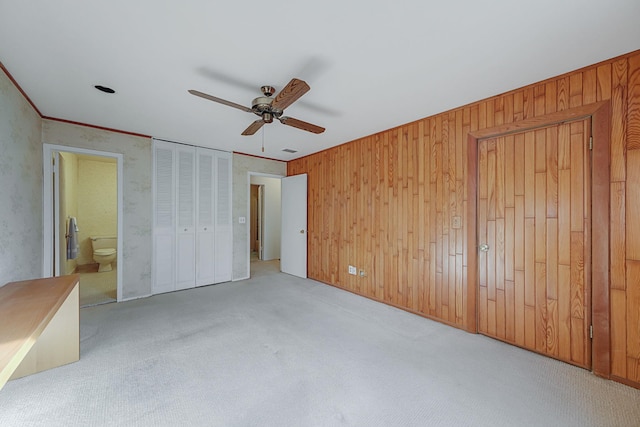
[77,264,117,307]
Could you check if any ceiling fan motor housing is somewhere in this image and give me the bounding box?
[252,92,284,122]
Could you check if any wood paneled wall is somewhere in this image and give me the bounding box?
[288,50,640,388]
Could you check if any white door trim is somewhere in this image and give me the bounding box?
[42,143,124,302]
[243,171,285,280]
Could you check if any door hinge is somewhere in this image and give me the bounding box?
[589,325,593,339]
[589,136,593,150]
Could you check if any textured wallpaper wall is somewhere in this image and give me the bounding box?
[0,68,43,286]
[43,120,153,299]
[232,153,286,280]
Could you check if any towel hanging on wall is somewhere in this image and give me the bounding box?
[66,217,79,260]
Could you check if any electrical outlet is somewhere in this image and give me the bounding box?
[359,270,366,277]
[239,217,246,224]
[348,265,357,275]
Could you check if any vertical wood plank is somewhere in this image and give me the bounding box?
[558,264,572,361]
[627,260,640,380]
[479,285,488,333]
[628,55,640,150]
[525,306,536,350]
[524,132,535,217]
[611,182,626,290]
[583,68,597,105]
[570,124,585,232]
[524,218,535,307]
[496,289,506,339]
[545,81,557,114]
[611,288,627,378]
[596,63,612,101]
[505,280,515,342]
[627,150,640,260]
[515,270,525,346]
[547,218,558,301]
[505,208,515,282]
[546,127,558,218]
[535,262,547,352]
[514,196,525,271]
[535,173,547,263]
[558,169,571,265]
[557,77,570,111]
[569,73,583,108]
[547,299,559,357]
[611,59,628,181]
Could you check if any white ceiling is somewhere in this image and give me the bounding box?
[1,1,639,161]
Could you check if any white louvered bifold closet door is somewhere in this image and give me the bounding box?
[214,152,232,282]
[196,148,216,286]
[153,140,233,295]
[175,145,196,290]
[153,142,176,294]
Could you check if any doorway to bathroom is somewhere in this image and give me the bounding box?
[43,144,123,307]
[248,173,283,278]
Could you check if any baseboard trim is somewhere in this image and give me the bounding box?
[120,293,152,303]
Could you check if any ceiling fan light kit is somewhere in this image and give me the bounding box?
[189,78,325,136]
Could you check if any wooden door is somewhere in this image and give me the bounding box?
[477,120,591,368]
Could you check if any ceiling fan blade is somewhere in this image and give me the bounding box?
[278,116,325,134]
[271,78,310,111]
[241,119,265,136]
[188,89,252,113]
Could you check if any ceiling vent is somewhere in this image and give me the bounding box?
[282,148,297,153]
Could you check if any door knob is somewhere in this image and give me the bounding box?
[479,243,490,252]
[300,229,305,234]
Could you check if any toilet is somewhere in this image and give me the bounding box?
[91,236,117,272]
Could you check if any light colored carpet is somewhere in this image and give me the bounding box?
[1,260,639,426]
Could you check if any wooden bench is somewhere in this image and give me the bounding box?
[0,275,80,391]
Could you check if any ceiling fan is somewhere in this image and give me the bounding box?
[188,78,325,136]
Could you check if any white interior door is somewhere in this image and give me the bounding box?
[176,146,196,290]
[153,143,176,294]
[280,173,307,278]
[196,148,215,286]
